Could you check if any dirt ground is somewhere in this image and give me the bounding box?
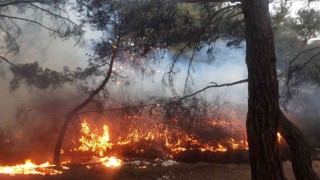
[1,161,319,180]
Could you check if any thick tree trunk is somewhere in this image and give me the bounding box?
[243,0,285,179]
[279,111,320,180]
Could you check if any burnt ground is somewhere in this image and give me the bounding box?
[0,161,319,180]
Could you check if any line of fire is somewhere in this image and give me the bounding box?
[1,102,290,176]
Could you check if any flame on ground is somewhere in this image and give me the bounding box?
[72,118,250,158]
[87,156,123,168]
[72,117,288,159]
[78,121,113,156]
[0,116,285,176]
[0,160,62,176]
[101,157,122,168]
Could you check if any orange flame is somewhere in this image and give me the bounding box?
[101,157,122,168]
[0,160,62,175]
[72,118,251,157]
[78,120,113,156]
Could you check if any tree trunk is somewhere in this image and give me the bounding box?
[279,111,320,180]
[243,0,285,179]
[53,67,116,165]
[53,33,121,165]
[53,76,113,165]
[54,110,78,165]
[53,68,115,165]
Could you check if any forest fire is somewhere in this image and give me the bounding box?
[78,121,113,156]
[67,117,250,160]
[0,114,287,176]
[0,160,63,175]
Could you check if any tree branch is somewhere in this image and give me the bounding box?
[282,45,320,106]
[289,45,320,65]
[0,14,64,35]
[178,78,248,101]
[0,56,21,70]
[77,105,146,115]
[164,4,240,95]
[28,3,77,27]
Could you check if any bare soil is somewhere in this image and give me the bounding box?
[0,161,319,180]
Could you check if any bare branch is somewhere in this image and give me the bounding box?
[286,45,320,88]
[297,51,320,70]
[164,4,240,95]
[0,55,21,70]
[28,3,77,27]
[0,14,64,35]
[289,45,320,65]
[178,79,248,101]
[280,46,320,107]
[77,105,146,115]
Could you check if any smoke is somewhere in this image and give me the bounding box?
[0,77,80,163]
[110,41,248,105]
[0,17,89,163]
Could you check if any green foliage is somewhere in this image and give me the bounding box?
[271,5,320,107]
[9,62,66,90]
[75,1,243,59]
[295,9,320,45]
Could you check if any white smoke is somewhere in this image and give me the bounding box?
[110,41,248,105]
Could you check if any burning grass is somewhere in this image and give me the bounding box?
[0,105,252,176]
[63,115,249,162]
[0,160,63,175]
[0,102,288,177]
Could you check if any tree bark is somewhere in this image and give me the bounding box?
[279,111,320,180]
[243,0,285,179]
